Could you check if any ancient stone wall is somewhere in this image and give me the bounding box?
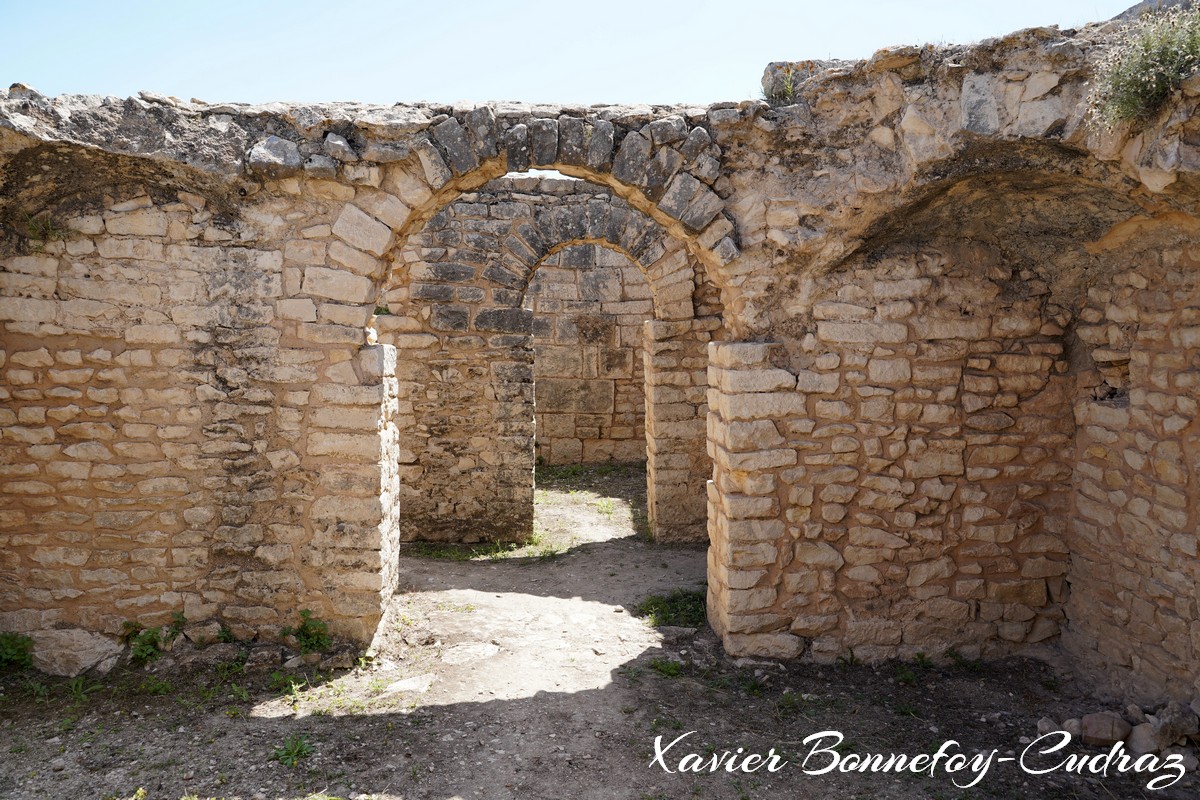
[0,193,401,649]
[1063,245,1200,706]
[527,243,650,466]
[706,247,1074,660]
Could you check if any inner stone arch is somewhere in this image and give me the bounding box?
[376,173,718,544]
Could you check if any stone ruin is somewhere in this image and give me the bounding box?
[1,20,1199,709]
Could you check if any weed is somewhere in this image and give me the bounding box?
[67,676,103,703]
[632,506,652,539]
[1089,6,1200,127]
[894,702,923,718]
[273,733,314,767]
[270,671,307,704]
[593,497,615,517]
[537,463,587,481]
[228,683,250,702]
[944,647,984,673]
[763,64,798,106]
[738,675,765,696]
[633,588,707,628]
[0,631,34,670]
[837,649,860,668]
[914,652,934,669]
[217,624,235,644]
[120,621,164,665]
[23,213,68,246]
[433,601,477,613]
[774,691,803,716]
[648,658,683,677]
[373,305,392,315]
[23,678,50,702]
[214,655,247,683]
[895,665,917,687]
[649,715,683,732]
[281,609,332,654]
[409,540,520,561]
[138,675,174,696]
[772,690,849,719]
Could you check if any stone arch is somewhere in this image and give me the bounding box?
[375,177,718,544]
[392,109,739,274]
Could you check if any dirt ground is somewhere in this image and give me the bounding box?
[0,463,1195,800]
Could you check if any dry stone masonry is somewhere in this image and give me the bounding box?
[2,19,1200,713]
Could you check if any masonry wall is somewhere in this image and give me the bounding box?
[527,243,650,466]
[0,188,402,654]
[1063,247,1200,706]
[6,22,1200,703]
[707,248,1074,661]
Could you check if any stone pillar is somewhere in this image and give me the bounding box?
[643,316,719,542]
[300,343,400,642]
[705,341,804,659]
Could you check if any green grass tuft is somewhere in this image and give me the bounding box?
[633,588,707,628]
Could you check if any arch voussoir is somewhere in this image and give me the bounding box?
[381,105,738,291]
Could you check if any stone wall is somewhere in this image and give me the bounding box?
[0,193,400,650]
[645,317,720,542]
[379,176,713,541]
[527,243,650,466]
[1063,246,1200,706]
[706,247,1074,660]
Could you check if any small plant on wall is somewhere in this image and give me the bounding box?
[1089,5,1200,128]
[24,214,68,241]
[281,609,332,654]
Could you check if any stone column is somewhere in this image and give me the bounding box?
[301,343,400,643]
[643,317,719,542]
[705,341,805,659]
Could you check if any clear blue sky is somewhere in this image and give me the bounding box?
[1,1,1133,105]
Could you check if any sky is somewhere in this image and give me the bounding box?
[0,1,1134,106]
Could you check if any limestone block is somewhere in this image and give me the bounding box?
[867,358,912,385]
[537,379,614,414]
[29,629,123,677]
[1080,712,1132,747]
[332,204,393,256]
[961,72,1001,135]
[126,324,181,344]
[247,136,302,177]
[723,632,803,659]
[793,542,844,570]
[301,267,373,304]
[817,321,907,343]
[357,192,411,230]
[105,209,169,237]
